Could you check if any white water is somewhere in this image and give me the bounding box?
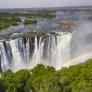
[0,42,9,71]
[53,33,72,69]
[9,39,24,71]
[0,32,73,71]
[1,21,92,72]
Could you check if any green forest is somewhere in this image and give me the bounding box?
[0,17,22,29]
[24,19,37,25]
[0,59,92,92]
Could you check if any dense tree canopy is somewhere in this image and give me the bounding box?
[0,17,22,29]
[0,59,92,92]
[24,18,37,25]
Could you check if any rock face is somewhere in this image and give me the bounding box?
[60,20,74,31]
[23,31,48,38]
[0,31,48,41]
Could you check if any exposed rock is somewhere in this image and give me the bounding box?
[23,31,48,38]
[60,20,75,31]
[0,31,48,41]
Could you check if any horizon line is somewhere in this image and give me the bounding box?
[0,5,92,9]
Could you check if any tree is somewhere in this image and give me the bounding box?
[24,19,37,25]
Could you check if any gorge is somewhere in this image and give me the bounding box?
[0,11,92,73]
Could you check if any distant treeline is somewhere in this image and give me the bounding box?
[0,59,92,92]
[0,11,55,19]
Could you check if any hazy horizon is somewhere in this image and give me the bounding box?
[0,0,92,8]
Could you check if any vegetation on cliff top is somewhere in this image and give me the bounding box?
[87,16,92,20]
[0,17,22,29]
[0,59,92,92]
[24,18,37,25]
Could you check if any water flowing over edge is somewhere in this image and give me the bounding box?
[1,24,92,72]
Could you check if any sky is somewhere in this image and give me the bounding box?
[0,0,92,8]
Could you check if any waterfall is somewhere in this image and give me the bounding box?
[0,32,73,72]
[31,36,40,67]
[1,25,92,72]
[0,37,30,72]
[29,32,72,69]
[53,32,72,69]
[0,42,10,71]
